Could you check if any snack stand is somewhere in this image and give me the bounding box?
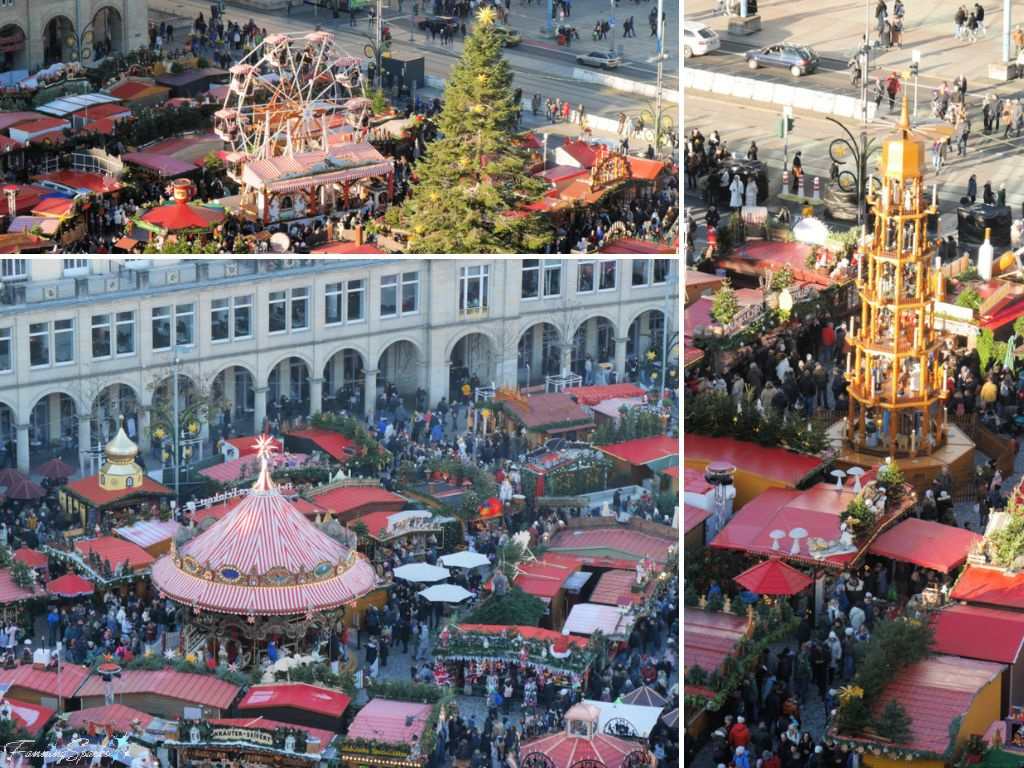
[166,717,337,768]
[348,510,442,565]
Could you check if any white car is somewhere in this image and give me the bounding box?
[683,21,720,58]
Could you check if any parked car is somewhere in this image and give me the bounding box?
[418,15,459,33]
[576,51,622,69]
[683,21,720,58]
[493,27,523,46]
[744,43,820,76]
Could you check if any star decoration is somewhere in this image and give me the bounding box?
[247,615,256,624]
[834,144,848,158]
[252,434,277,460]
[476,5,496,25]
[164,649,176,659]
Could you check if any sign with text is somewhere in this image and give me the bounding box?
[212,726,275,746]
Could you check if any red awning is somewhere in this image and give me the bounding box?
[13,547,47,568]
[868,518,983,573]
[287,428,355,462]
[950,564,1024,609]
[141,200,225,231]
[47,573,94,597]
[686,434,824,488]
[930,603,1024,663]
[734,558,813,595]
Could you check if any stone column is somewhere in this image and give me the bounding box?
[15,424,29,474]
[614,336,629,384]
[223,367,236,419]
[364,370,379,421]
[254,387,268,432]
[47,394,61,446]
[77,413,92,478]
[310,377,323,416]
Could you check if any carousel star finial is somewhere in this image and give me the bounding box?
[252,434,276,460]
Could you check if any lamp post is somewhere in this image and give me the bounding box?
[660,273,677,404]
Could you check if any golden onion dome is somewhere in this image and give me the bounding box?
[105,419,139,463]
[878,94,924,181]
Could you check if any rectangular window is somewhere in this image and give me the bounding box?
[175,303,194,347]
[92,314,112,359]
[234,295,252,339]
[653,259,670,284]
[459,265,489,313]
[211,299,230,342]
[325,282,344,325]
[291,287,309,330]
[632,260,649,286]
[0,327,10,373]
[1,259,27,280]
[598,260,616,291]
[577,261,595,293]
[380,275,397,318]
[29,322,48,368]
[521,259,539,300]
[54,319,74,364]
[269,291,287,333]
[152,306,171,351]
[115,311,135,356]
[63,259,89,276]
[543,261,561,297]
[347,279,365,322]
[401,272,419,315]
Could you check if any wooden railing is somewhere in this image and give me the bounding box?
[938,255,971,280]
[980,281,1014,316]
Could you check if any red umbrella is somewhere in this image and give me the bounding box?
[2,474,45,500]
[0,468,26,487]
[36,457,76,480]
[733,558,813,596]
[47,574,94,597]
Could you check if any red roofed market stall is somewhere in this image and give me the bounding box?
[868,518,984,573]
[950,565,1024,611]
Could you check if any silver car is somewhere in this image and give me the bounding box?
[576,51,622,69]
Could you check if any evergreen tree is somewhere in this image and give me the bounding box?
[385,7,551,253]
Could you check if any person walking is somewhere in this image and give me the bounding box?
[885,71,901,111]
[983,180,995,204]
[954,4,967,39]
[998,182,1007,207]
[790,150,803,192]
[967,173,978,203]
[955,115,970,155]
[875,0,888,35]
[966,11,979,41]
[975,2,986,35]
[873,76,885,109]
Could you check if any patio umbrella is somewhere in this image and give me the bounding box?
[3,474,45,500]
[47,573,94,597]
[36,457,76,480]
[0,468,27,487]
[733,558,813,596]
[661,709,678,729]
[393,563,451,583]
[418,584,475,603]
[437,551,490,569]
[621,685,668,708]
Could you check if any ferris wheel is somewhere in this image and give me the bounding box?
[214,31,369,160]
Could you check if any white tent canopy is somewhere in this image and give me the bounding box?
[582,699,665,739]
[562,603,632,638]
[418,584,475,603]
[438,551,491,569]
[393,563,451,583]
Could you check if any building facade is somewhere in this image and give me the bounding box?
[0,0,146,74]
[0,258,677,474]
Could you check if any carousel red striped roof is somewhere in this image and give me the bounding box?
[151,457,378,615]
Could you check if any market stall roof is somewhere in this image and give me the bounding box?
[80,116,127,136]
[46,573,95,597]
[582,699,665,739]
[114,519,179,550]
[712,239,848,289]
[152,459,377,615]
[599,237,677,254]
[121,152,197,177]
[513,559,580,599]
[930,604,1024,664]
[63,474,172,506]
[13,547,47,568]
[4,697,55,736]
[591,397,646,420]
[455,624,588,647]
[238,683,352,719]
[599,436,678,468]
[685,434,825,488]
[32,170,125,194]
[549,527,675,562]
[198,452,308,485]
[107,80,170,101]
[563,603,633,638]
[563,384,647,406]
[734,558,813,596]
[310,241,387,254]
[351,509,436,540]
[345,698,432,743]
[308,484,406,517]
[684,505,712,535]
[71,103,132,122]
[36,93,122,117]
[286,428,355,461]
[6,216,59,236]
[0,111,45,131]
[7,661,91,699]
[836,655,1005,755]
[141,199,226,230]
[0,569,43,603]
[75,537,156,572]
[498,391,593,432]
[868,518,983,574]
[684,467,715,495]
[949,565,1024,610]
[590,569,646,606]
[683,608,750,673]
[65,704,155,736]
[77,669,242,710]
[710,486,870,568]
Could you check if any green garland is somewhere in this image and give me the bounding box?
[103,652,256,687]
[432,625,599,675]
[363,679,452,757]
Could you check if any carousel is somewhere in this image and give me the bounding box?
[150,437,379,667]
[515,703,651,768]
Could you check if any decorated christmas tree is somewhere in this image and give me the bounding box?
[385,6,551,253]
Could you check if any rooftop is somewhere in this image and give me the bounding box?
[930,604,1024,664]
[950,565,1024,610]
[345,699,432,744]
[76,669,241,709]
[683,609,750,673]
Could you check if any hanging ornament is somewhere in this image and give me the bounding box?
[247,615,256,624]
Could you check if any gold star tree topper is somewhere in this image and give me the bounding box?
[476,5,497,25]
